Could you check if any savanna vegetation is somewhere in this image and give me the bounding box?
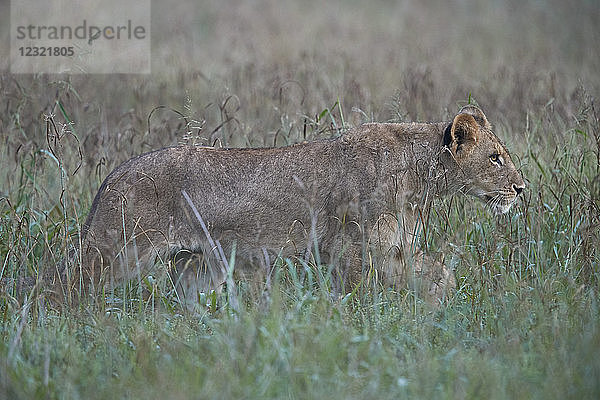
[1,0,599,398]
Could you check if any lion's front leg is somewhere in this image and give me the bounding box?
[369,213,456,304]
[410,252,456,305]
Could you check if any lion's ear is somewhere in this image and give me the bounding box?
[457,105,491,130]
[449,113,480,156]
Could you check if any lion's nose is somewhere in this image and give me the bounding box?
[513,184,525,196]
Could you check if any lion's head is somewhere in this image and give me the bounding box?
[443,105,525,214]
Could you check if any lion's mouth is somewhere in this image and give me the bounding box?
[473,191,494,203]
[475,192,514,214]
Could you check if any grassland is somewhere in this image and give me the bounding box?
[1,0,599,398]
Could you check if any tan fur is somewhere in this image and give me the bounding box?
[51,105,525,305]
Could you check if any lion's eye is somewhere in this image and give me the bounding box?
[490,153,503,166]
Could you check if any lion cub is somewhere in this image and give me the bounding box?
[58,105,524,305]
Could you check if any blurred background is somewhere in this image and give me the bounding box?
[1,2,599,397]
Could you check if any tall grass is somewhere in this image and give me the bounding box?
[1,0,599,398]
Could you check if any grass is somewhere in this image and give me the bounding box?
[1,0,599,398]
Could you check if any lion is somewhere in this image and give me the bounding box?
[7,105,525,307]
